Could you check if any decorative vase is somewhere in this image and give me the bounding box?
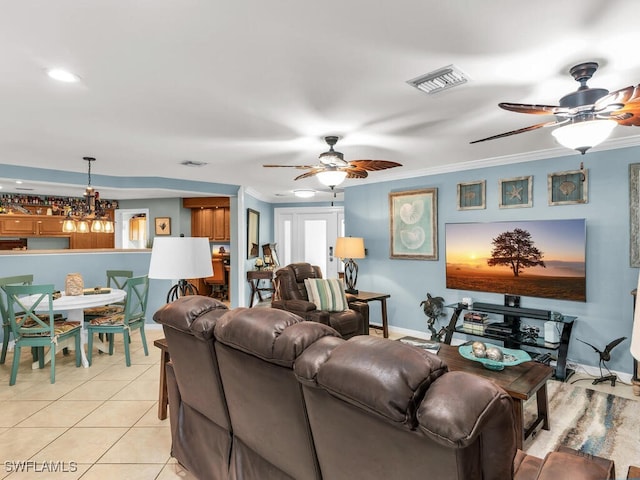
[65,273,84,296]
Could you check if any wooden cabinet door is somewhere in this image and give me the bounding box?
[0,217,37,235]
[224,208,231,241]
[93,233,115,249]
[191,208,215,240]
[212,207,227,241]
[37,217,66,235]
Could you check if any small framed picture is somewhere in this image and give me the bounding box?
[499,176,532,208]
[548,169,588,205]
[457,180,486,210]
[155,217,171,235]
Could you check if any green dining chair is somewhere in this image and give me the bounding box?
[5,284,82,385]
[0,275,34,365]
[87,275,149,367]
[84,270,133,319]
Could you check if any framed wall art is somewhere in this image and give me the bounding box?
[548,169,588,205]
[154,217,171,236]
[457,180,486,210]
[499,176,532,208]
[631,163,640,267]
[389,188,438,260]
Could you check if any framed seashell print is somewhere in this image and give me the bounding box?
[548,169,588,206]
[389,188,438,260]
[457,180,486,210]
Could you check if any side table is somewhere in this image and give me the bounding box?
[349,291,390,338]
[247,270,274,307]
[154,338,169,420]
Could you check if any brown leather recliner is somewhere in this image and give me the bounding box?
[271,262,368,338]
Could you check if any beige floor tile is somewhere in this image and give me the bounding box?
[110,379,158,401]
[1,462,90,479]
[0,380,35,400]
[60,380,129,401]
[92,363,151,382]
[75,400,155,428]
[9,380,86,401]
[0,427,66,461]
[0,401,51,427]
[157,461,199,480]
[16,400,103,428]
[34,427,128,464]
[134,403,170,427]
[98,427,171,464]
[80,463,164,480]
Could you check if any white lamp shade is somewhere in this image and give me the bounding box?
[551,119,616,151]
[335,237,365,259]
[317,169,347,187]
[148,237,213,280]
[632,273,640,361]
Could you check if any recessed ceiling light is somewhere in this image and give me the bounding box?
[294,189,316,198]
[15,180,22,184]
[47,68,80,83]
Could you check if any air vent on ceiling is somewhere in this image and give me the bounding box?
[407,64,469,95]
[15,187,34,191]
[181,160,208,167]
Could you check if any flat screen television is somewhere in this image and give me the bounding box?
[445,219,586,302]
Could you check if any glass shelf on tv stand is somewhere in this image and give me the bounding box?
[443,302,576,381]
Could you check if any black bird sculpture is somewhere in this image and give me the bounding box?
[576,336,626,386]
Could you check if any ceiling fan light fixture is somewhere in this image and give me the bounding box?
[316,169,347,187]
[551,119,617,154]
[293,189,316,198]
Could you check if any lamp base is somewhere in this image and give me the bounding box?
[166,279,199,303]
[345,288,359,295]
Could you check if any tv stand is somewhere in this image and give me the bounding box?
[443,301,576,381]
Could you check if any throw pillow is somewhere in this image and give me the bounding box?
[304,278,348,312]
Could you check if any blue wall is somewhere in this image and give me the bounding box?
[345,146,639,374]
[243,194,274,304]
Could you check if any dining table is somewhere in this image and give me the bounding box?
[20,288,126,368]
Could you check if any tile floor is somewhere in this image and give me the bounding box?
[0,323,635,479]
[0,327,195,480]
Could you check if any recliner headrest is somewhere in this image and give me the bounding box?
[153,295,228,341]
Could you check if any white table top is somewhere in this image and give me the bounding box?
[21,289,126,311]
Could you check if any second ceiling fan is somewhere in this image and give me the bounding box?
[263,136,402,186]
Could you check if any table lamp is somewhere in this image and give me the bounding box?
[148,236,213,303]
[335,236,365,294]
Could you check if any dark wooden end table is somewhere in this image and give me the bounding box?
[404,339,553,450]
[154,338,170,420]
[349,291,390,338]
[247,270,274,307]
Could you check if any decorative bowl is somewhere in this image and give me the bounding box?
[458,343,531,371]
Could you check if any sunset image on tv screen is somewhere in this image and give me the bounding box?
[445,219,586,302]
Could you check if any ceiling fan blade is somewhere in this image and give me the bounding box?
[293,168,325,181]
[499,102,569,115]
[347,160,402,172]
[263,164,318,169]
[344,167,368,179]
[594,85,637,111]
[599,86,640,126]
[470,120,565,144]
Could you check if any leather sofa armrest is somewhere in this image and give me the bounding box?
[347,301,369,332]
[273,299,318,312]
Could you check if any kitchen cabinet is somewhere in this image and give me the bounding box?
[191,207,230,241]
[129,216,147,241]
[0,217,37,235]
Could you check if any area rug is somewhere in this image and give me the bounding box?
[524,380,639,476]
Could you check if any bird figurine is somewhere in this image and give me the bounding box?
[576,336,626,386]
[420,293,446,341]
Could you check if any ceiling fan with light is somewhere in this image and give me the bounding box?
[471,62,640,154]
[264,136,402,186]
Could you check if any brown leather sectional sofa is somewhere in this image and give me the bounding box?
[153,296,615,480]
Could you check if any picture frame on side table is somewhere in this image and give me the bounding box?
[548,169,588,205]
[457,180,486,210]
[389,188,438,260]
[154,217,171,236]
[499,176,532,208]
[630,163,640,267]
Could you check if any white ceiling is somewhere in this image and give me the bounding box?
[2,0,640,203]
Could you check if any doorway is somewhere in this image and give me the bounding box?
[274,206,344,278]
[115,208,150,249]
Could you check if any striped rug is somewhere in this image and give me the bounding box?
[524,380,639,476]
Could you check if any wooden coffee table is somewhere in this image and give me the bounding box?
[417,340,553,450]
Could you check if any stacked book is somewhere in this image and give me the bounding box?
[462,312,489,334]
